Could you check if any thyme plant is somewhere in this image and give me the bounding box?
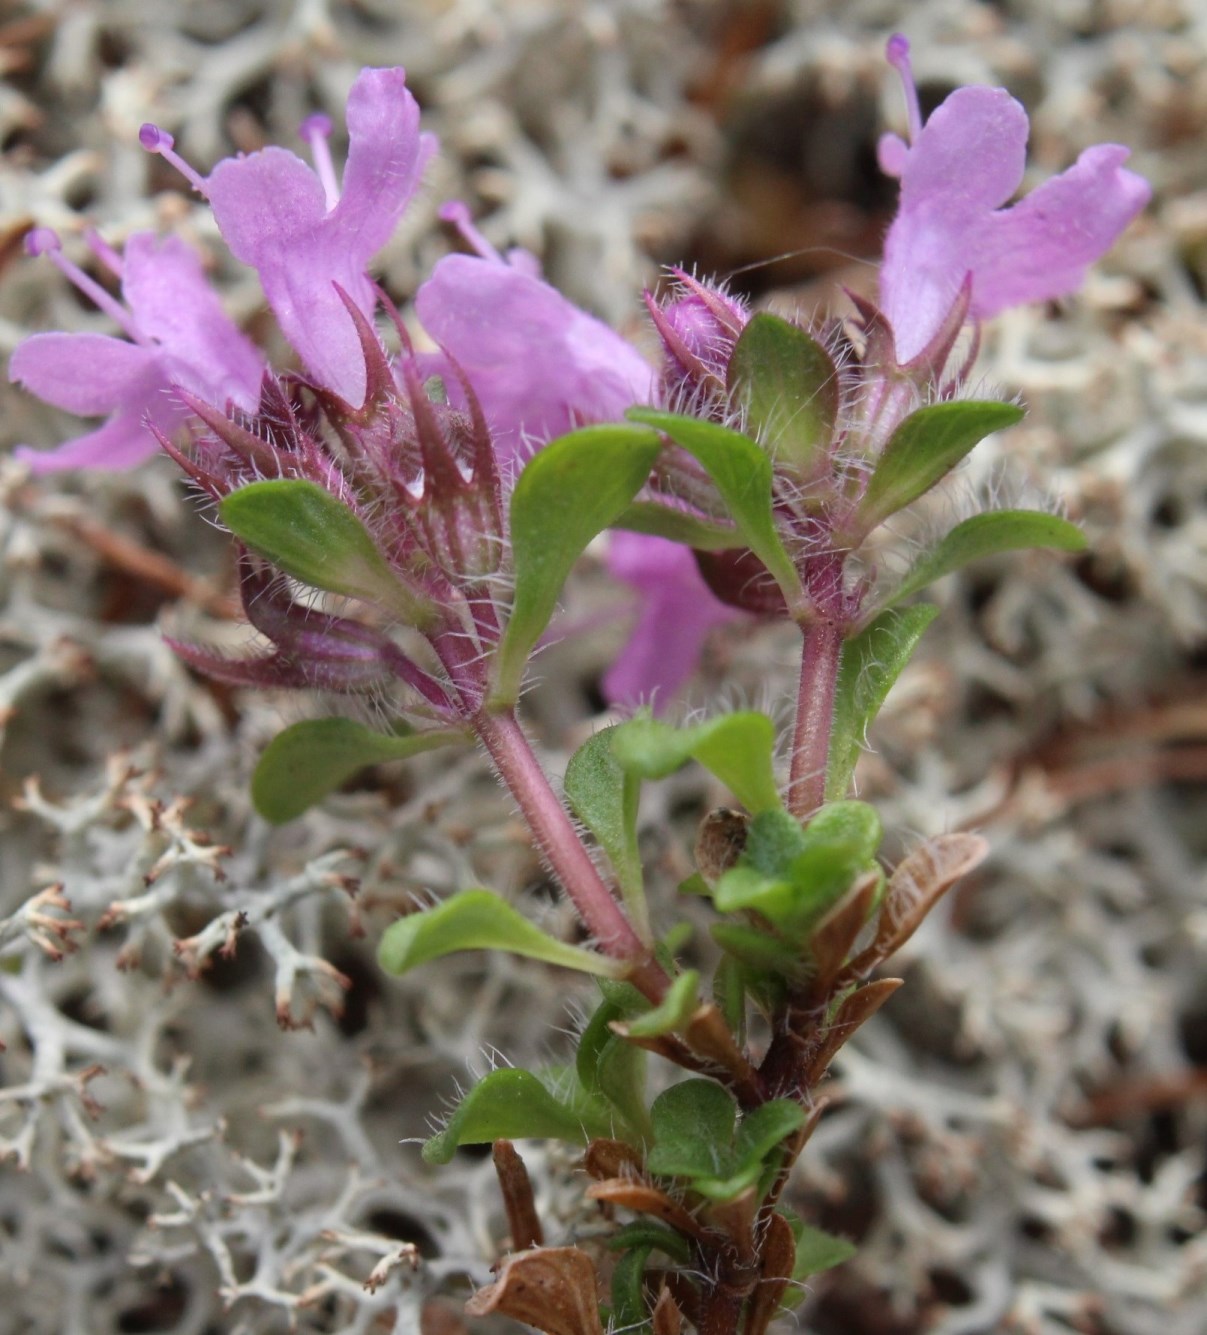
[10,35,1148,1335]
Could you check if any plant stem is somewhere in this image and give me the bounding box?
[473,706,668,1003]
[787,618,843,818]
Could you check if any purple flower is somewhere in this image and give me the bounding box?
[603,533,740,711]
[878,34,1151,364]
[10,229,263,472]
[415,203,655,467]
[142,67,435,407]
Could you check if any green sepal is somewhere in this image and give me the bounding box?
[491,424,661,706]
[251,718,468,824]
[220,479,435,627]
[826,604,940,800]
[377,889,628,979]
[564,726,647,938]
[627,408,802,609]
[727,312,839,473]
[855,400,1024,533]
[882,509,1088,609]
[611,711,782,815]
[421,1066,611,1165]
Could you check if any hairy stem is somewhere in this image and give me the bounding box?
[787,618,843,818]
[473,706,668,1003]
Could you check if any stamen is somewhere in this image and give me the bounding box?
[84,227,123,278]
[886,34,923,144]
[139,124,209,195]
[438,201,504,264]
[299,113,340,209]
[25,226,140,339]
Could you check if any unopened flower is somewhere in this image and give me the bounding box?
[878,34,1151,364]
[10,229,262,472]
[142,66,434,406]
[415,202,655,466]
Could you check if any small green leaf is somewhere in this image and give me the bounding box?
[610,1247,652,1333]
[377,889,627,979]
[856,401,1024,532]
[733,1099,806,1168]
[421,1067,610,1164]
[791,1223,857,1279]
[826,604,940,800]
[251,718,467,824]
[564,727,646,937]
[884,510,1088,608]
[727,313,839,472]
[647,1079,737,1180]
[611,712,782,815]
[576,987,649,1139]
[613,501,739,551]
[607,1222,693,1264]
[220,480,433,626]
[627,408,802,610]
[804,801,883,864]
[621,969,700,1038]
[491,424,662,705]
[710,923,800,974]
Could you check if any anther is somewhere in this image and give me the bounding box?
[438,201,503,264]
[25,226,140,339]
[139,123,209,195]
[885,34,923,145]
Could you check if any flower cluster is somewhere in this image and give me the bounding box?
[9,39,1149,709]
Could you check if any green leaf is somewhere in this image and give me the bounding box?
[627,408,801,610]
[826,604,940,800]
[220,480,434,627]
[613,500,739,551]
[727,312,839,472]
[884,510,1088,608]
[564,727,646,937]
[610,1247,652,1333]
[856,401,1024,532]
[251,718,467,824]
[611,712,782,815]
[576,986,649,1139]
[622,969,700,1038]
[791,1223,857,1279]
[733,1099,806,1167]
[377,889,628,979]
[491,424,662,705]
[421,1067,610,1164]
[607,1222,692,1264]
[647,1079,737,1180]
[710,923,800,975]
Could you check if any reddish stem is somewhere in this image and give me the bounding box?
[473,706,668,1003]
[787,618,843,818]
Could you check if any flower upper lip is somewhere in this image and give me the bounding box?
[878,35,1151,364]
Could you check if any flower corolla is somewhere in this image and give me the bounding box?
[878,34,1150,364]
[10,230,262,472]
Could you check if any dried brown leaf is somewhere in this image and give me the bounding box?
[742,1211,796,1335]
[465,1247,604,1335]
[805,978,903,1083]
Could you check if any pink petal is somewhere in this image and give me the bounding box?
[206,68,432,405]
[13,409,163,473]
[122,234,263,409]
[9,333,157,415]
[966,144,1152,317]
[898,87,1027,211]
[602,533,739,711]
[330,67,435,258]
[416,254,655,463]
